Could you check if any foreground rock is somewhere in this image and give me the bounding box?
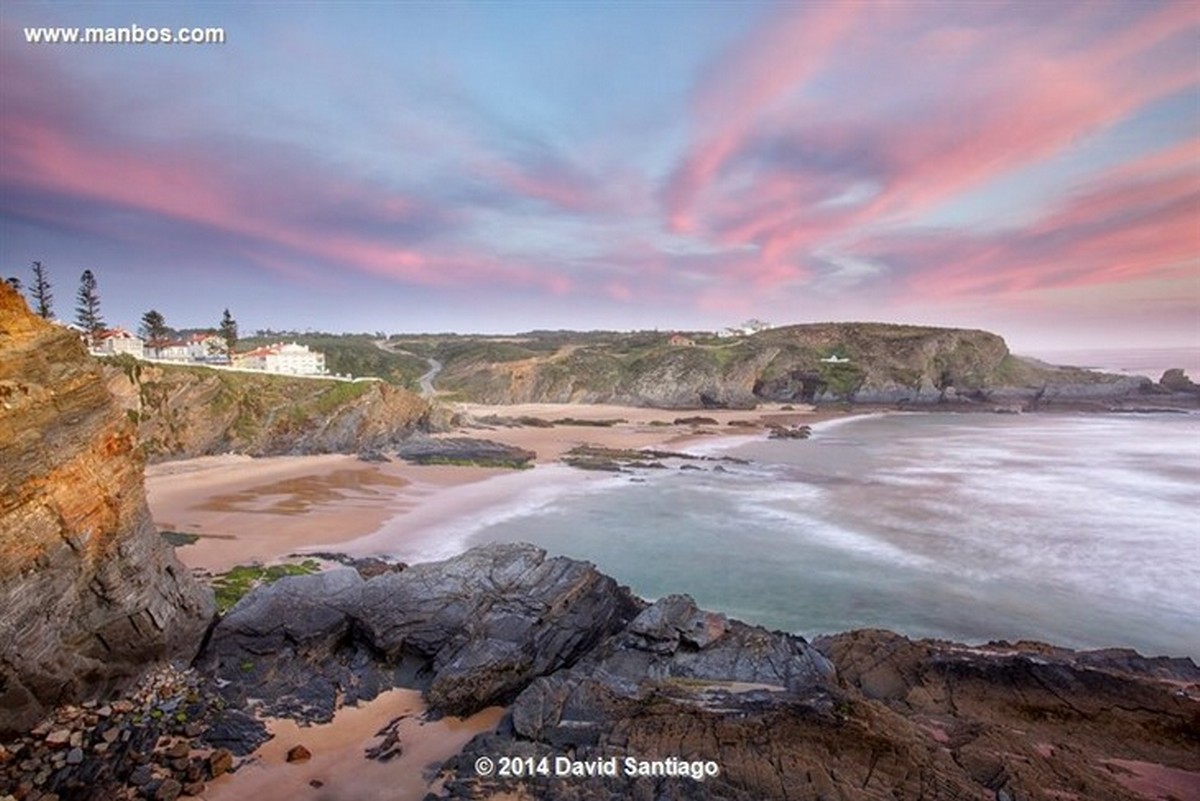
[0,285,214,735]
[192,543,1197,800]
[438,624,1200,801]
[0,664,263,801]
[197,543,641,722]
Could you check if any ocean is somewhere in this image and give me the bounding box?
[455,409,1199,659]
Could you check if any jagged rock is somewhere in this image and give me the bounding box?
[199,543,642,720]
[395,436,535,468]
[440,620,1200,801]
[0,285,214,736]
[1160,368,1199,393]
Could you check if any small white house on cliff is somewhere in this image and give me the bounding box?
[233,342,327,375]
[89,328,144,358]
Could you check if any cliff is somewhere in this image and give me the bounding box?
[425,324,1164,409]
[0,285,214,735]
[100,357,430,461]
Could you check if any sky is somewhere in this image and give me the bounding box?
[1,1,1197,351]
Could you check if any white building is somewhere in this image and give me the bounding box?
[233,342,327,375]
[152,341,192,361]
[90,328,145,358]
[187,333,228,361]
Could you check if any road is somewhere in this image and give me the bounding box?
[374,339,442,398]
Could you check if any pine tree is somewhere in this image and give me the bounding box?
[75,269,105,338]
[219,308,238,353]
[31,261,53,319]
[139,309,169,354]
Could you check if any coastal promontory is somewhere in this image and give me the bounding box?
[0,284,214,734]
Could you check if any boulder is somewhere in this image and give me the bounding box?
[199,543,642,721]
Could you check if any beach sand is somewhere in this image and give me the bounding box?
[148,401,838,800]
[148,402,839,573]
[199,689,505,801]
[147,454,506,573]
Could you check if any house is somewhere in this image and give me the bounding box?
[233,342,327,375]
[820,354,851,364]
[187,333,228,361]
[152,340,192,361]
[89,328,145,358]
[668,334,695,347]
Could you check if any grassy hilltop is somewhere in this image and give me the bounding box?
[387,323,1148,409]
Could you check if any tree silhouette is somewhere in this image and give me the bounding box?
[219,308,238,353]
[31,261,53,319]
[75,270,105,338]
[139,309,169,354]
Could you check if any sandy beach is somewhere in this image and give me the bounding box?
[149,402,839,573]
[146,401,836,801]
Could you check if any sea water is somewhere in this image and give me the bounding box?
[464,412,1200,658]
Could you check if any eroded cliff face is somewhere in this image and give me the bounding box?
[101,357,430,461]
[0,285,214,735]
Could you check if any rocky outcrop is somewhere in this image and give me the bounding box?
[101,356,429,461]
[0,285,213,735]
[431,323,1181,410]
[437,611,1199,801]
[1159,368,1199,394]
[197,543,642,722]
[395,436,536,468]
[193,542,1200,800]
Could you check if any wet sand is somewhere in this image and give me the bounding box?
[200,689,505,801]
[148,402,840,572]
[147,454,505,573]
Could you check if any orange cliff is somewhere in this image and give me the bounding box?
[0,284,214,734]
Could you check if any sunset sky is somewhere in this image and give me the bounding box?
[1,1,1197,351]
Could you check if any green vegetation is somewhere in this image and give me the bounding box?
[210,559,322,613]
[818,361,866,400]
[238,333,427,387]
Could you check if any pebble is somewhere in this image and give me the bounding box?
[43,730,70,748]
[155,778,183,801]
[285,744,312,763]
[65,747,83,766]
[207,749,233,779]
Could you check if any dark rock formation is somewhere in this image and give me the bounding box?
[189,541,1200,800]
[436,620,1199,801]
[395,436,536,468]
[197,544,642,722]
[0,285,214,736]
[1160,368,1199,394]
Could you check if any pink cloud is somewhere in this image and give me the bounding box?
[661,2,865,233]
[869,137,1199,301]
[663,2,1199,285]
